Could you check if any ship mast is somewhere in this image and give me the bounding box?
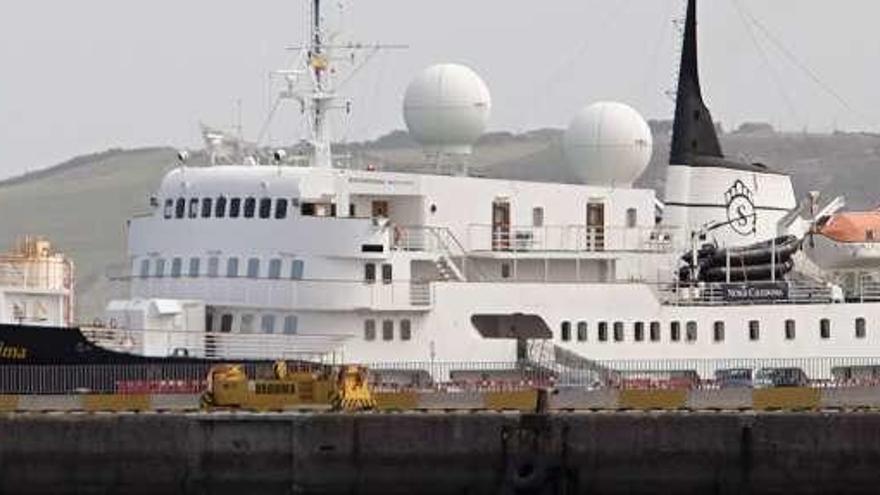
[308,0,333,169]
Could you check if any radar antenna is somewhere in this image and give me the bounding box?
[263,0,405,169]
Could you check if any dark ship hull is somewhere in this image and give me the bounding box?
[0,324,310,394]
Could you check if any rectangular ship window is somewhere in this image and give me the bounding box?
[207,257,219,278]
[598,322,608,342]
[188,258,200,278]
[247,258,260,278]
[226,258,239,278]
[364,320,376,341]
[163,199,173,219]
[215,196,227,218]
[139,259,150,278]
[229,198,241,218]
[561,322,571,342]
[634,322,645,342]
[820,319,832,339]
[261,314,276,334]
[201,198,212,218]
[290,259,304,280]
[259,198,272,219]
[275,199,289,219]
[400,319,412,341]
[364,263,376,284]
[613,322,624,342]
[175,198,185,219]
[856,318,867,339]
[268,259,282,279]
[650,322,660,342]
[577,322,587,342]
[382,320,394,341]
[785,319,796,340]
[670,322,681,342]
[171,258,183,278]
[749,321,760,341]
[244,197,256,218]
[283,315,298,335]
[154,258,166,278]
[686,321,697,342]
[713,321,725,342]
[188,198,199,218]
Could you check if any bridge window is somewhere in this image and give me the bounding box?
[364,320,377,341]
[226,257,239,278]
[785,319,796,340]
[598,322,608,342]
[713,321,725,342]
[613,322,624,342]
[215,196,227,218]
[382,320,394,341]
[686,321,697,342]
[634,322,645,342]
[577,322,587,342]
[139,259,150,278]
[749,320,760,341]
[240,314,254,333]
[175,198,185,219]
[171,257,183,278]
[283,315,298,335]
[163,199,173,219]
[189,258,200,277]
[188,198,199,218]
[275,198,289,219]
[261,314,276,334]
[290,259,304,280]
[670,321,681,342]
[650,322,660,342]
[259,198,272,219]
[400,319,412,341]
[626,208,638,228]
[856,318,867,339]
[561,321,571,342]
[268,259,282,279]
[154,258,166,278]
[820,319,831,339]
[247,258,260,278]
[199,198,211,218]
[207,257,219,278]
[244,197,256,218]
[229,198,241,218]
[220,314,233,333]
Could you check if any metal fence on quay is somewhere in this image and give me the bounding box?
[5,357,880,396]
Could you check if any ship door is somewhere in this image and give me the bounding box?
[586,202,605,251]
[372,200,389,218]
[492,200,511,251]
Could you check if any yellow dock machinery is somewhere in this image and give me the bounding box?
[200,362,376,412]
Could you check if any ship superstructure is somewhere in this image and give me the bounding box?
[98,0,880,378]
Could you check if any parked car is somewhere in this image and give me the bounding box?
[714,368,753,389]
[754,367,809,388]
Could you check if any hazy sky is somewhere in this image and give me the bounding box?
[2,0,879,179]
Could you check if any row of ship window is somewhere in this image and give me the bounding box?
[363,319,412,342]
[558,318,868,343]
[138,257,305,280]
[207,312,298,335]
[163,197,292,220]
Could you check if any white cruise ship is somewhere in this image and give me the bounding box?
[96,0,880,378]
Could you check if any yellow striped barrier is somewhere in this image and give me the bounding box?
[619,389,689,410]
[752,388,821,411]
[484,390,538,411]
[82,394,151,412]
[0,395,19,412]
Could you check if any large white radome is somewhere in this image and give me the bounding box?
[403,64,491,154]
[564,101,653,186]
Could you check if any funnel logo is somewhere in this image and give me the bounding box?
[725,180,757,236]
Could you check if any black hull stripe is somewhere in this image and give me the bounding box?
[664,202,790,212]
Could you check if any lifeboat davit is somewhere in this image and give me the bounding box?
[805,212,880,270]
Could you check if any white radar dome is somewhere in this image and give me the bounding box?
[563,101,653,186]
[403,63,491,154]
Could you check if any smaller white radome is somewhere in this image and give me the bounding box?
[403,63,491,155]
[564,101,653,187]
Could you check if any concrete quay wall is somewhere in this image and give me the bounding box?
[2,412,880,495]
